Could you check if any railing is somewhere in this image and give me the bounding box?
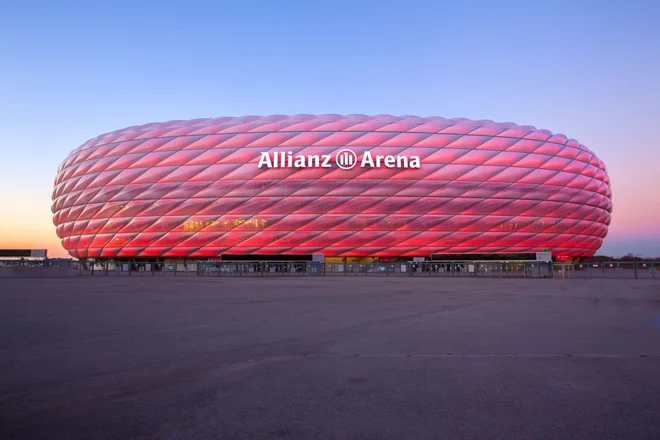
[0,258,79,278]
[197,261,325,277]
[79,261,196,277]
[573,261,658,279]
[79,260,324,277]
[325,261,573,278]
[71,260,659,279]
[0,258,77,268]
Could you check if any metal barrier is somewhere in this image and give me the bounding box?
[80,261,195,277]
[0,258,77,269]
[72,259,658,279]
[197,261,317,277]
[325,262,410,276]
[322,261,572,278]
[573,261,658,279]
[408,261,572,278]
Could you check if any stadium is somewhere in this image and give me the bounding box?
[51,115,612,263]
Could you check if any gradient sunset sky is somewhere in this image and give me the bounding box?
[1,0,658,258]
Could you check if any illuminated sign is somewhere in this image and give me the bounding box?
[257,149,421,169]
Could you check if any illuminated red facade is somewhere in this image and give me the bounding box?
[52,115,612,259]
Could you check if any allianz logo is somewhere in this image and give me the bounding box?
[257,149,421,170]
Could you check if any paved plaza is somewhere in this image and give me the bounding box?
[1,277,659,439]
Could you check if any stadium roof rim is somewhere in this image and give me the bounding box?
[78,114,578,151]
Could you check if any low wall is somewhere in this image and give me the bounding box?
[0,267,78,278]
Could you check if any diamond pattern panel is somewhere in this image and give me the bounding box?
[52,115,613,258]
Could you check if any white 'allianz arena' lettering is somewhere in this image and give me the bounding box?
[257,152,332,168]
[257,151,421,169]
[360,152,421,169]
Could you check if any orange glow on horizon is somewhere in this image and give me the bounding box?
[0,228,69,258]
[0,193,69,258]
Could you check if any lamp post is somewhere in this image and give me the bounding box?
[634,254,643,279]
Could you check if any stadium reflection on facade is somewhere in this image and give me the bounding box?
[52,115,612,263]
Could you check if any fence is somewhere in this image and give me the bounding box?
[574,261,658,279]
[0,258,77,268]
[80,261,196,277]
[322,261,573,278]
[72,260,659,279]
[0,258,79,278]
[197,261,322,277]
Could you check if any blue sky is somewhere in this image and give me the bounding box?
[0,0,659,257]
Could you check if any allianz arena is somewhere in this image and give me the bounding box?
[51,115,612,260]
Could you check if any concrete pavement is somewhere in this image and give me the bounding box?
[1,277,659,439]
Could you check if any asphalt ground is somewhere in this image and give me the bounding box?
[1,277,659,440]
